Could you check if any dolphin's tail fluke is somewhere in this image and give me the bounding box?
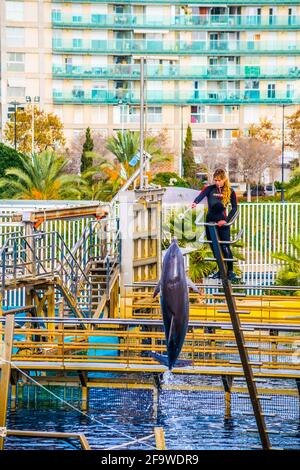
[149,351,169,367]
[149,351,192,370]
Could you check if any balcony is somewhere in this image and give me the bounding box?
[52,1,300,5]
[52,89,300,105]
[52,13,300,30]
[52,39,300,55]
[52,64,300,81]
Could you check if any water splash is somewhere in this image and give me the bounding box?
[162,371,174,385]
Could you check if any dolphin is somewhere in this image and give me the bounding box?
[152,238,199,370]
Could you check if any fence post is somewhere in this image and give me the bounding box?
[0,312,15,450]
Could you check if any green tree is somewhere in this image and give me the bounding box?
[0,143,25,197]
[4,106,66,154]
[272,237,300,295]
[284,168,300,201]
[152,172,189,188]
[79,158,124,201]
[81,127,94,174]
[0,150,80,200]
[106,130,171,180]
[182,125,198,187]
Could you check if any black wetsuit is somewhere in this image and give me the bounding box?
[193,184,238,272]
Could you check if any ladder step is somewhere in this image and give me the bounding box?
[213,293,246,297]
[246,429,281,435]
[229,361,263,366]
[238,395,272,400]
[205,258,237,262]
[217,310,250,314]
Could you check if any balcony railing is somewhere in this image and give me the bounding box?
[52,89,300,105]
[52,64,300,80]
[52,39,300,55]
[52,13,300,30]
[51,0,300,5]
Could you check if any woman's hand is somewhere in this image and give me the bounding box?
[217,220,227,227]
[191,202,197,209]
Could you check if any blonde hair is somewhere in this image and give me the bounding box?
[213,168,231,207]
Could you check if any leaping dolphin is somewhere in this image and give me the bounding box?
[153,238,199,370]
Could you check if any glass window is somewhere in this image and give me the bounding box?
[6,27,24,47]
[7,87,25,98]
[148,106,162,123]
[6,2,24,21]
[7,52,24,71]
[52,9,62,22]
[191,105,205,123]
[267,83,276,99]
[286,83,294,98]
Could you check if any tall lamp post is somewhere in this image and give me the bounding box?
[25,95,40,157]
[9,101,20,150]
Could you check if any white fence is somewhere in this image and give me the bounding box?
[162,202,300,288]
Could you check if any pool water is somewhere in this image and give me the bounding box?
[5,377,300,450]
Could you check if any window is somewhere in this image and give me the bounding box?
[286,83,294,99]
[6,27,24,47]
[244,80,260,99]
[73,38,83,48]
[52,9,62,22]
[148,107,162,123]
[191,105,205,123]
[207,129,218,139]
[7,52,24,71]
[6,2,24,21]
[7,87,25,98]
[267,83,276,99]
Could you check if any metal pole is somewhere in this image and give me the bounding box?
[139,56,145,189]
[281,104,285,203]
[180,105,184,177]
[31,103,34,158]
[208,225,271,450]
[14,103,17,150]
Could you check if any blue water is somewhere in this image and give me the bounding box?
[5,376,300,450]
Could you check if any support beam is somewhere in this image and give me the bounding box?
[0,313,15,450]
[221,375,234,418]
[78,371,89,411]
[10,370,19,411]
[154,427,166,450]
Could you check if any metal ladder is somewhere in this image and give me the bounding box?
[195,209,271,450]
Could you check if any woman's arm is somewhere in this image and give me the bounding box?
[192,185,211,205]
[226,189,238,223]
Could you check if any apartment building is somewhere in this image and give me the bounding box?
[1,0,300,171]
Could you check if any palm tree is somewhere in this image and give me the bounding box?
[0,150,80,200]
[79,158,124,201]
[106,130,171,180]
[272,237,300,295]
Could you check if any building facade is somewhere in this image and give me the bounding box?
[1,0,300,172]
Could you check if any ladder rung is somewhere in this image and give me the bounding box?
[205,258,237,262]
[213,293,246,297]
[246,429,281,434]
[217,309,250,314]
[243,412,277,417]
[237,395,272,400]
[229,361,263,366]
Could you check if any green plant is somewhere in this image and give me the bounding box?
[182,125,198,184]
[272,237,300,295]
[81,127,94,174]
[152,172,189,188]
[0,150,80,200]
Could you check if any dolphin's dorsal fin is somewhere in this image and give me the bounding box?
[153,280,161,298]
[187,277,200,294]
